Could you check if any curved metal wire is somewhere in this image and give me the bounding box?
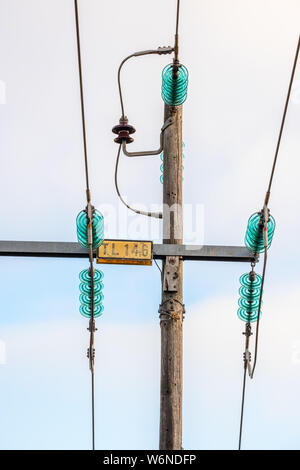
[118,48,173,120]
[115,144,162,218]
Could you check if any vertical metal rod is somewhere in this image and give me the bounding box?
[174,0,180,62]
[74,0,90,198]
[159,104,183,450]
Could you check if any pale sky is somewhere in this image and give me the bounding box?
[0,0,300,450]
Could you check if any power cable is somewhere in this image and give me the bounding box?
[238,365,247,450]
[74,0,96,450]
[154,258,162,276]
[238,35,300,450]
[251,35,300,379]
[74,0,90,201]
[265,35,300,205]
[114,144,162,218]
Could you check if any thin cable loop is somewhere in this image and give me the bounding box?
[117,48,174,120]
[118,53,136,119]
[115,144,162,218]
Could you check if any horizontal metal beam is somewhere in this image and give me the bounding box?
[0,241,88,258]
[0,241,256,263]
[153,244,256,262]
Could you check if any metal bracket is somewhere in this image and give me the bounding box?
[163,256,180,292]
[121,117,174,157]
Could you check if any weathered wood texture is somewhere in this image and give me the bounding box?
[159,104,183,450]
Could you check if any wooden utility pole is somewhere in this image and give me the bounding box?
[159,103,183,450]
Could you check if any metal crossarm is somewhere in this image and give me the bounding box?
[0,240,256,263]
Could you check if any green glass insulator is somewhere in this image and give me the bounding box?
[245,212,275,253]
[162,64,188,106]
[237,307,261,323]
[80,304,104,318]
[76,209,104,249]
[239,272,262,289]
[79,293,104,305]
[239,286,260,301]
[237,272,262,323]
[79,269,103,283]
[79,268,104,318]
[79,282,104,296]
[238,297,260,311]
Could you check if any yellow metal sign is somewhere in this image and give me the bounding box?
[97,240,153,266]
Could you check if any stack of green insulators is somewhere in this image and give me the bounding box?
[238,272,262,323]
[245,212,275,253]
[161,64,188,106]
[79,269,104,318]
[160,142,185,184]
[76,209,104,249]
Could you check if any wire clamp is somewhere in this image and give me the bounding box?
[157,46,174,55]
[159,298,185,321]
[161,117,174,133]
[87,347,96,359]
[242,323,253,338]
[88,319,97,333]
[243,350,251,363]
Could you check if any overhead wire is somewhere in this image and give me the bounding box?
[238,34,300,450]
[265,35,300,205]
[74,0,90,200]
[238,365,247,450]
[251,35,300,379]
[74,0,96,450]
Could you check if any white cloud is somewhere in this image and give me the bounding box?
[1,281,300,448]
